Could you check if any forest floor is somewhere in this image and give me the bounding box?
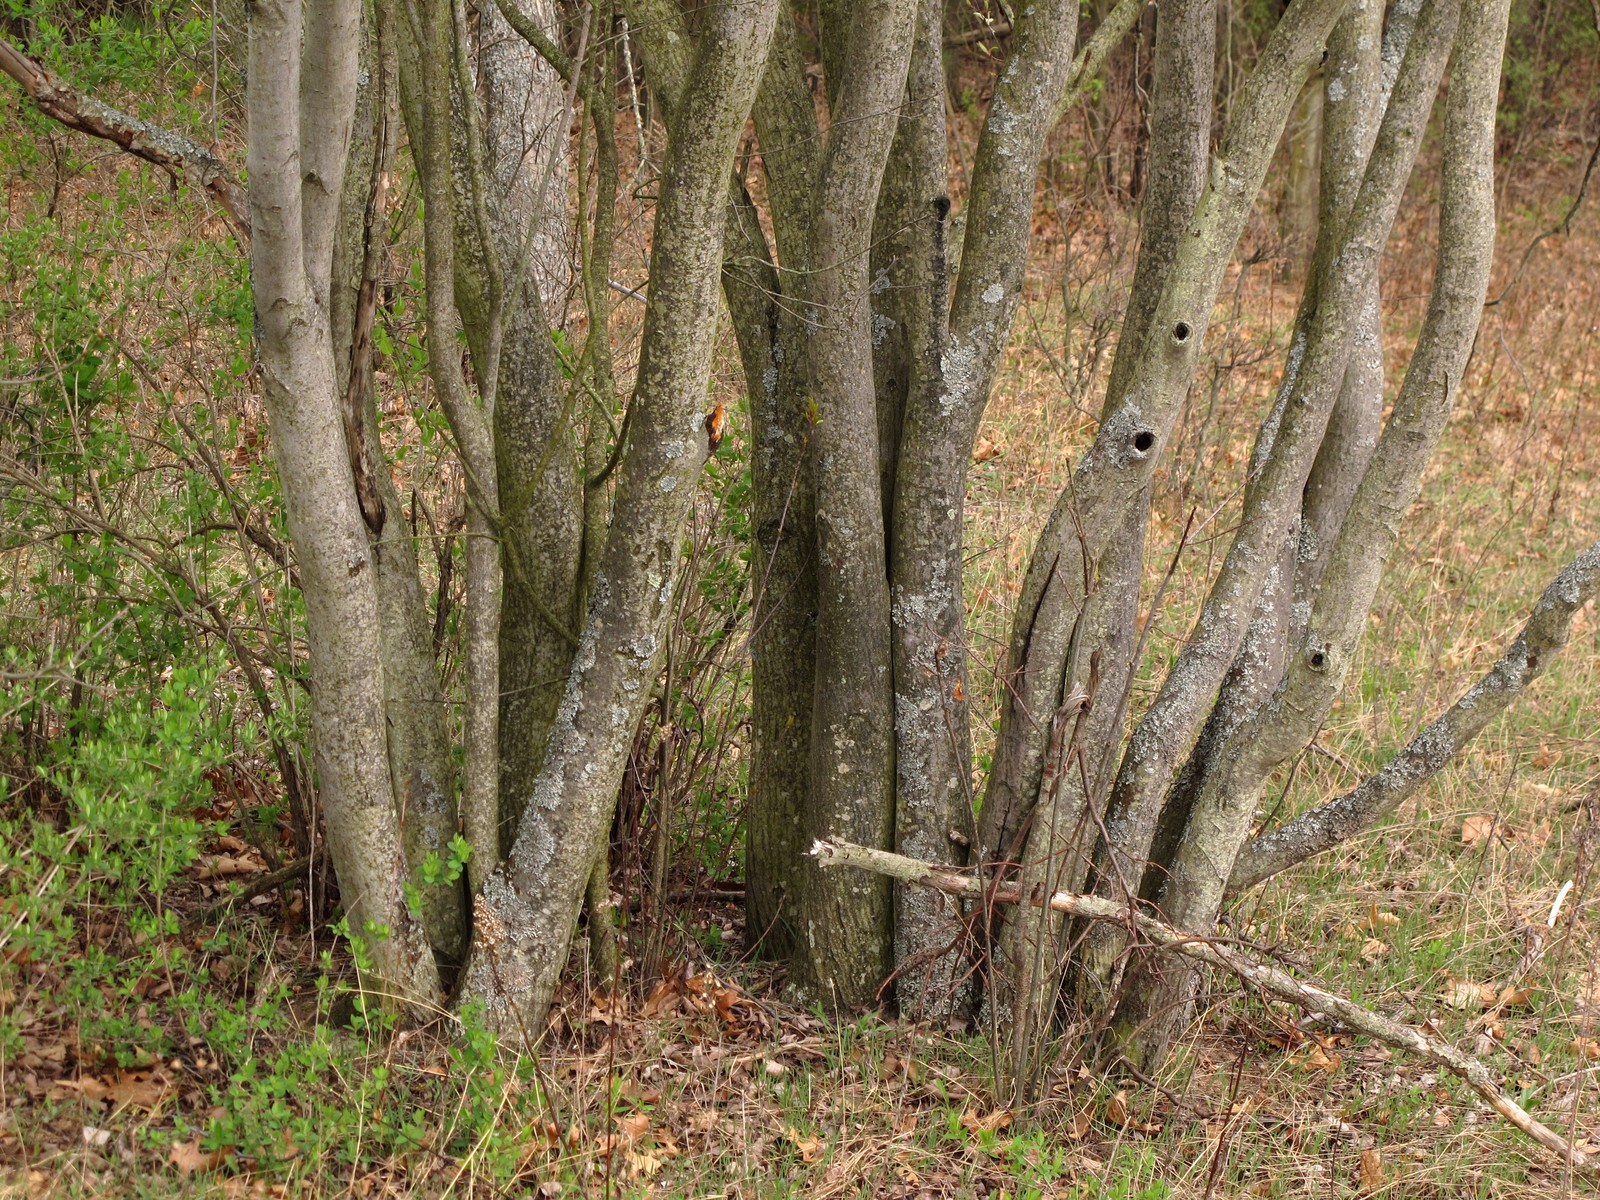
[3,47,1600,1200]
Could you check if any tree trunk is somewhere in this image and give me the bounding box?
[888,0,1081,1019]
[247,0,441,1013]
[796,0,917,1009]
[739,3,822,962]
[457,0,778,1039]
[1109,0,1510,1071]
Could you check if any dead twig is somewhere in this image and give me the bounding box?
[180,855,315,934]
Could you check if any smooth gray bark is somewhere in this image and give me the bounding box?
[1043,0,1215,1014]
[981,1,1342,1045]
[888,0,1082,1016]
[1110,0,1510,1070]
[982,0,1349,884]
[248,0,441,1012]
[457,0,778,1037]
[1085,0,1453,1016]
[798,0,917,1009]
[739,2,822,963]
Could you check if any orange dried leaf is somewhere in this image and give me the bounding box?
[1357,904,1402,933]
[960,1108,1014,1134]
[1460,814,1499,846]
[1357,1148,1384,1192]
[783,1126,825,1164]
[170,1139,230,1175]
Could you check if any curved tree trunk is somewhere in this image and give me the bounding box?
[1109,0,1510,1070]
[458,0,779,1038]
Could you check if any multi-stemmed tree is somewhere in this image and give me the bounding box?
[9,0,1600,1082]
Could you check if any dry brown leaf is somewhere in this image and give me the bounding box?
[81,1126,112,1149]
[1444,978,1496,1011]
[959,1108,1014,1135]
[170,1138,230,1175]
[1104,1089,1163,1133]
[197,855,260,880]
[1497,985,1535,1009]
[615,1112,651,1144]
[1570,1037,1600,1060]
[54,1076,110,1103]
[106,1069,170,1110]
[687,1109,720,1134]
[1460,814,1505,846]
[1068,1104,1094,1140]
[1360,937,1390,962]
[1358,904,1402,933]
[1298,1045,1342,1073]
[973,437,1001,463]
[1105,1090,1131,1126]
[783,1126,825,1164]
[624,1149,663,1178]
[1357,1148,1384,1192]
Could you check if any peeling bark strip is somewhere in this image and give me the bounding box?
[811,839,1600,1176]
[342,72,392,538]
[1232,538,1600,891]
[457,0,779,1039]
[0,36,250,237]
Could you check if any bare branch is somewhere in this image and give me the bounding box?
[1051,0,1146,125]
[0,34,249,238]
[813,838,1600,1176]
[1232,538,1600,890]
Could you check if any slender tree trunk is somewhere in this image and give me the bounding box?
[473,0,582,862]
[1031,0,1217,1018]
[982,0,1344,898]
[1109,0,1510,1071]
[247,0,441,1012]
[892,0,1085,1025]
[329,30,467,959]
[876,0,962,1014]
[1280,74,1322,274]
[739,3,821,962]
[794,0,918,1009]
[458,0,779,1038]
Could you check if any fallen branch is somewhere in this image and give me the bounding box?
[180,854,314,934]
[812,838,1598,1174]
[0,35,249,240]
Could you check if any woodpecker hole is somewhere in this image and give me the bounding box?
[1133,430,1156,454]
[1172,321,1192,343]
[1309,649,1327,669]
